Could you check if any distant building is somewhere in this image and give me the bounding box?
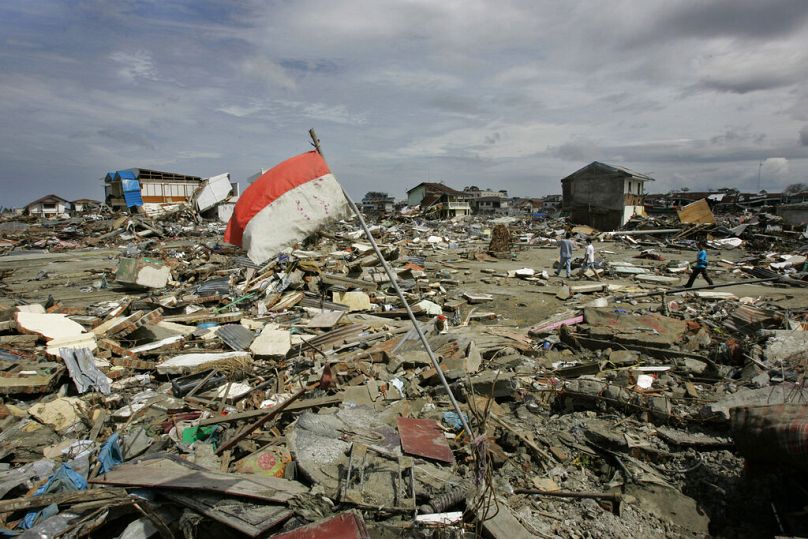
[513,198,545,214]
[360,192,395,215]
[72,198,102,213]
[405,182,471,218]
[463,186,508,199]
[778,203,808,226]
[25,194,71,217]
[104,168,202,210]
[472,196,509,214]
[542,195,562,211]
[561,162,653,231]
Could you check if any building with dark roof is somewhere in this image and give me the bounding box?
[561,162,653,231]
[24,194,72,217]
[405,182,471,218]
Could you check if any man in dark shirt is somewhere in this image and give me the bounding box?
[685,241,713,288]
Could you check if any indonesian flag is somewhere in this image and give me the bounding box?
[224,151,351,264]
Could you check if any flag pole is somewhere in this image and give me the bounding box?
[308,129,476,441]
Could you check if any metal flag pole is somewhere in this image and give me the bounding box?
[308,128,476,440]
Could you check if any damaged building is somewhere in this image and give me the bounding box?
[104,168,203,211]
[405,181,471,218]
[561,161,652,231]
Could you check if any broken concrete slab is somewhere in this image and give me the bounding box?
[28,397,87,432]
[763,330,808,363]
[703,383,808,420]
[250,328,291,357]
[115,257,171,289]
[635,274,681,285]
[15,312,87,341]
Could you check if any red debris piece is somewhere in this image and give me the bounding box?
[271,511,369,539]
[397,417,455,463]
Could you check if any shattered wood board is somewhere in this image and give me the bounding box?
[163,491,291,537]
[90,457,307,502]
[271,511,370,539]
[677,198,715,225]
[397,417,454,463]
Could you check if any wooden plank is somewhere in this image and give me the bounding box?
[196,394,344,426]
[677,199,715,225]
[90,457,307,503]
[0,488,128,514]
[322,273,378,291]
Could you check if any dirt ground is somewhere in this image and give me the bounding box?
[429,239,808,329]
[3,239,806,325]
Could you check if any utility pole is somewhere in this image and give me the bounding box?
[758,160,763,191]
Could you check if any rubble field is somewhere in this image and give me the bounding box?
[0,208,806,538]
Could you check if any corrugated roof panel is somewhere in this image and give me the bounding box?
[216,324,255,351]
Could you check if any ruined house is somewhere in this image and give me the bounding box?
[561,161,652,231]
[104,168,202,210]
[405,182,471,218]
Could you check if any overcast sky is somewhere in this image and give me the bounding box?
[2,0,808,208]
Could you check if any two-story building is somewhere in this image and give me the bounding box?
[24,194,72,217]
[561,162,653,231]
[405,182,471,218]
[360,192,395,215]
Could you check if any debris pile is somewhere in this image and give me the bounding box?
[0,204,807,538]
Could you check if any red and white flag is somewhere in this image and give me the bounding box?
[224,151,351,263]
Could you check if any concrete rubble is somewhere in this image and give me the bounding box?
[0,201,807,538]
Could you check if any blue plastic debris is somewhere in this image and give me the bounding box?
[20,465,87,529]
[442,411,468,431]
[97,433,124,475]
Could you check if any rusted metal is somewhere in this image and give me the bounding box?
[397,417,455,463]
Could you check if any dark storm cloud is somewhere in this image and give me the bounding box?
[630,0,808,43]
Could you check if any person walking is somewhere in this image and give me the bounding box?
[685,240,714,288]
[555,232,575,278]
[582,238,601,280]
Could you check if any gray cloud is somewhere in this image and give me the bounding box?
[0,0,807,207]
[801,127,808,146]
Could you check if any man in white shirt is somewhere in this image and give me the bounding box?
[582,238,600,280]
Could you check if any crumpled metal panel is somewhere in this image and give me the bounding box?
[60,348,112,395]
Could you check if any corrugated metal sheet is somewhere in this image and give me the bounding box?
[195,277,231,296]
[217,324,255,351]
